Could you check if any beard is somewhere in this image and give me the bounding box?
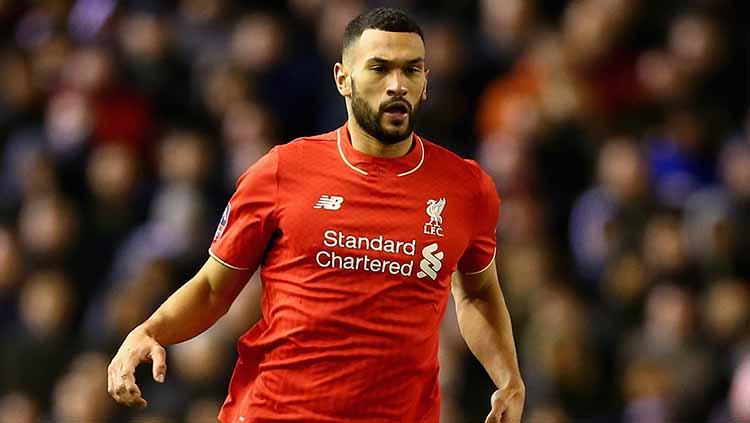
[350,78,421,145]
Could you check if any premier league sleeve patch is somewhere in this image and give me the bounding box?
[214,203,231,241]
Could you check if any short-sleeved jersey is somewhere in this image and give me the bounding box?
[211,123,500,423]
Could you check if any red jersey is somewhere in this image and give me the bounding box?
[210,123,500,423]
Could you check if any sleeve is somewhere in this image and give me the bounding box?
[209,147,279,271]
[457,161,500,274]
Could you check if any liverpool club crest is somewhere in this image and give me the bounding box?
[423,198,446,237]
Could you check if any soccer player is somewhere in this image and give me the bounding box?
[108,7,524,423]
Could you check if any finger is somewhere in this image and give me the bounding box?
[149,345,167,383]
[113,379,129,405]
[123,392,147,408]
[119,377,147,408]
[107,363,115,398]
[115,364,144,407]
[126,393,148,408]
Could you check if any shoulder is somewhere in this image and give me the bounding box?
[278,129,338,152]
[266,129,339,165]
[419,136,491,188]
[237,130,338,181]
[256,131,336,169]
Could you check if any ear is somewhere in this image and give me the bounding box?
[334,62,351,97]
[422,69,430,101]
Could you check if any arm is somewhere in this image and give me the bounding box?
[138,257,252,345]
[108,256,252,407]
[452,259,525,423]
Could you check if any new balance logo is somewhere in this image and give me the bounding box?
[314,195,344,210]
[417,242,444,280]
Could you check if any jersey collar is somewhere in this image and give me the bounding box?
[336,122,425,177]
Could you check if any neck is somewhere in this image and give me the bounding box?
[347,118,413,158]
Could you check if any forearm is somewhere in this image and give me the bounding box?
[453,274,522,389]
[136,275,231,345]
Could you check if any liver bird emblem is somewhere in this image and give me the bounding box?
[426,198,446,227]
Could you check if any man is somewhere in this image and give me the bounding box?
[108,7,524,423]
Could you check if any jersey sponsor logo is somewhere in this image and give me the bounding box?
[423,197,446,237]
[417,242,444,280]
[316,229,416,276]
[213,203,231,241]
[314,229,445,281]
[314,195,344,210]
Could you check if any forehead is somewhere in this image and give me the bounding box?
[352,29,425,63]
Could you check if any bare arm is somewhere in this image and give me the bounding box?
[139,256,253,344]
[108,256,253,407]
[452,260,525,423]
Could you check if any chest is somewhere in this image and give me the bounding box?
[274,168,474,281]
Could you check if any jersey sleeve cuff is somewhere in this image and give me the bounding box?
[460,247,497,275]
[208,248,251,271]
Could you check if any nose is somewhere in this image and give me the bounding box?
[386,71,408,97]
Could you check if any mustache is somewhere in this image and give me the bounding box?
[379,97,413,114]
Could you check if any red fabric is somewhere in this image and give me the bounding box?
[211,123,500,423]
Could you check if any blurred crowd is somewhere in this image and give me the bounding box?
[0,0,747,422]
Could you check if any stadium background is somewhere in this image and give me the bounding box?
[0,0,747,422]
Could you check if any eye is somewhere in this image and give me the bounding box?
[405,67,422,75]
[370,66,386,73]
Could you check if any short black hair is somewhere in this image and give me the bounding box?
[343,7,424,53]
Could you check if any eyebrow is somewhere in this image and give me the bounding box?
[366,57,425,65]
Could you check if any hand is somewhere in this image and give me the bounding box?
[107,328,167,408]
[484,383,525,423]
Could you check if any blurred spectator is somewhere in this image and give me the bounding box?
[521,284,601,417]
[621,283,715,421]
[0,392,40,423]
[171,329,233,395]
[622,356,674,423]
[173,0,230,69]
[221,99,276,185]
[0,270,77,410]
[570,137,650,284]
[0,51,36,129]
[83,259,173,348]
[185,397,226,423]
[117,9,192,120]
[645,108,715,207]
[18,194,79,267]
[701,279,749,348]
[0,227,24,307]
[51,352,114,422]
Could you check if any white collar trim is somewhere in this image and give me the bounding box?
[336,128,425,177]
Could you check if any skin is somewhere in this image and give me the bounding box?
[335,29,428,156]
[453,262,525,423]
[108,28,524,423]
[107,258,252,407]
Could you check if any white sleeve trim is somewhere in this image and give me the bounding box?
[462,247,497,275]
[208,248,250,271]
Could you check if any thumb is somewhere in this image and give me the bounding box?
[149,344,167,383]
